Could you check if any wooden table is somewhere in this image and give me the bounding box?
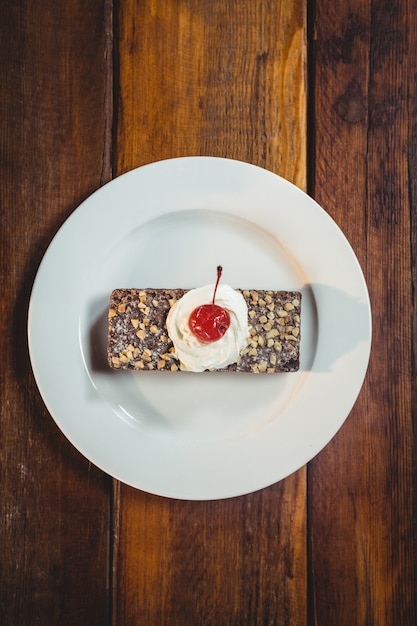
[1,1,415,624]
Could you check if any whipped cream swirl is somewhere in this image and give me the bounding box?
[166,284,250,372]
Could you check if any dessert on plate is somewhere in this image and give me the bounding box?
[107,267,301,373]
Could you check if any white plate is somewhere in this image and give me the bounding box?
[28,157,371,500]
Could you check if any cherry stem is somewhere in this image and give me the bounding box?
[212,265,223,312]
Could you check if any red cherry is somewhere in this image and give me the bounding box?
[189,304,231,343]
[189,266,231,343]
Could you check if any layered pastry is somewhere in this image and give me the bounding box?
[107,269,301,373]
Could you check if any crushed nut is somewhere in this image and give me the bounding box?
[266,329,279,339]
[282,334,296,341]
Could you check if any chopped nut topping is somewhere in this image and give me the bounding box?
[108,288,301,374]
[266,329,279,339]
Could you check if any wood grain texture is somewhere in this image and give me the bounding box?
[115,0,306,188]
[114,478,306,626]
[0,1,112,624]
[309,0,416,624]
[113,1,307,624]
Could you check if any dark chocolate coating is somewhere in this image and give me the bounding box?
[107,288,301,373]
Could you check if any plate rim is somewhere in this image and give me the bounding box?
[28,156,372,500]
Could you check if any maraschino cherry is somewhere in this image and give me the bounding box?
[189,266,231,343]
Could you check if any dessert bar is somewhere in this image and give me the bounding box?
[108,288,301,373]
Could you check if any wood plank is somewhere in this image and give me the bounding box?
[309,0,416,623]
[116,0,306,188]
[113,1,307,624]
[0,2,112,624]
